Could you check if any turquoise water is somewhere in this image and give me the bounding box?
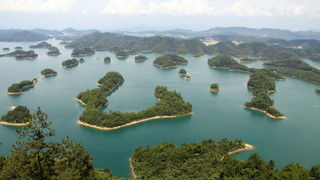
[0,39,320,178]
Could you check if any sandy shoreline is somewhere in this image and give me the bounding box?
[7,91,23,95]
[74,98,87,106]
[243,106,287,119]
[129,158,137,179]
[209,88,219,93]
[153,63,177,69]
[77,112,193,131]
[41,73,57,78]
[314,105,320,109]
[0,121,30,127]
[228,144,255,155]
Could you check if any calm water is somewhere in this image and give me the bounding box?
[0,39,319,178]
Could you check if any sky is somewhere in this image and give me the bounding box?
[0,0,319,31]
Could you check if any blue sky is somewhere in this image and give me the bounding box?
[0,0,319,31]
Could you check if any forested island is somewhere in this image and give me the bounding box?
[316,89,320,94]
[41,68,57,77]
[2,48,9,51]
[244,70,286,119]
[78,86,192,130]
[47,47,60,56]
[178,69,187,76]
[29,42,52,49]
[104,56,111,63]
[79,58,85,63]
[7,79,37,95]
[209,83,219,93]
[115,51,128,58]
[3,50,38,60]
[14,46,23,50]
[153,54,188,69]
[0,106,32,126]
[62,59,79,68]
[184,75,191,80]
[71,47,95,57]
[134,55,147,62]
[76,72,124,109]
[208,55,250,72]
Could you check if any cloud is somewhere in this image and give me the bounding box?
[0,0,76,12]
[102,0,320,18]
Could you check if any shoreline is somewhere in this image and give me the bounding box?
[74,98,87,106]
[228,144,255,155]
[0,121,30,127]
[129,158,137,179]
[243,106,287,119]
[7,91,23,95]
[41,73,57,78]
[77,112,193,131]
[209,88,219,93]
[153,63,177,69]
[314,105,320,109]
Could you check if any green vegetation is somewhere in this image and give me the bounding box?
[264,57,320,84]
[208,55,249,72]
[15,46,23,50]
[115,51,128,57]
[62,59,79,68]
[131,139,320,180]
[71,47,95,57]
[104,56,111,63]
[178,68,187,75]
[7,80,35,94]
[41,68,57,77]
[30,42,52,49]
[240,57,261,63]
[47,46,60,56]
[79,58,85,63]
[0,106,32,124]
[79,86,192,128]
[77,72,124,109]
[244,70,284,118]
[134,55,147,62]
[4,50,38,59]
[210,83,219,93]
[153,54,188,69]
[309,53,320,62]
[2,48,9,51]
[315,89,320,94]
[0,107,118,179]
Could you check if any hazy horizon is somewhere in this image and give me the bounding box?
[0,0,319,32]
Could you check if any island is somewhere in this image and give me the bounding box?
[62,59,79,68]
[178,69,187,76]
[4,50,38,60]
[7,79,37,95]
[0,106,32,126]
[78,86,192,131]
[59,41,70,45]
[130,139,254,179]
[79,58,85,63]
[76,72,124,109]
[316,89,320,94]
[30,42,53,49]
[2,48,9,51]
[184,75,191,80]
[14,46,23,50]
[134,55,147,62]
[244,70,286,119]
[71,47,95,57]
[208,55,250,72]
[41,68,57,77]
[47,47,60,56]
[153,54,188,69]
[209,83,219,93]
[104,56,111,63]
[115,51,128,58]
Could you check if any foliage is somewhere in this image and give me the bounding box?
[41,68,57,76]
[71,47,95,57]
[210,83,219,90]
[153,54,188,68]
[104,56,111,63]
[0,106,32,123]
[309,53,320,62]
[116,51,128,57]
[79,86,192,128]
[77,89,108,109]
[4,50,38,59]
[47,46,60,56]
[316,89,320,94]
[134,55,147,61]
[208,55,249,72]
[30,42,53,49]
[62,59,79,67]
[179,69,187,75]
[7,80,34,93]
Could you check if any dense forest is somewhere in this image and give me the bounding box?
[62,59,79,68]
[47,46,61,56]
[104,56,111,63]
[71,47,95,57]
[7,80,35,93]
[131,139,320,179]
[79,86,192,128]
[178,68,187,75]
[115,51,128,57]
[41,68,57,77]
[77,72,124,109]
[153,54,188,69]
[2,50,38,59]
[208,55,249,72]
[244,70,284,118]
[134,55,147,62]
[0,106,32,124]
[29,42,53,49]
[210,83,219,93]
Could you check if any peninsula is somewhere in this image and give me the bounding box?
[0,106,32,126]
[78,86,192,131]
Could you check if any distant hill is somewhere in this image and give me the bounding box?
[0,30,49,42]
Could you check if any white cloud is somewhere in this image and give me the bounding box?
[0,0,76,12]
[102,0,320,18]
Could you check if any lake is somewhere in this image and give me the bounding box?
[0,39,319,177]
